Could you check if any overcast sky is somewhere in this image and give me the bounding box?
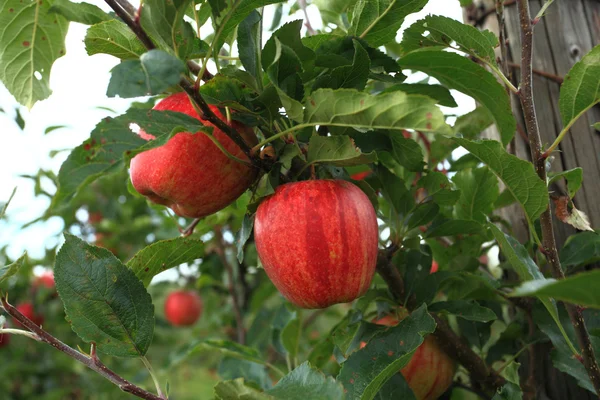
[0,0,471,261]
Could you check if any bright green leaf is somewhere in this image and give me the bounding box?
[548,168,583,199]
[48,0,112,25]
[307,135,377,167]
[0,252,26,286]
[214,378,270,400]
[383,83,457,107]
[267,362,344,399]
[452,167,499,223]
[85,20,146,60]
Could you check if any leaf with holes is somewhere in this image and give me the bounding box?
[0,0,68,108]
[55,234,154,357]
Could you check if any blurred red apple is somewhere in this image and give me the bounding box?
[130,92,258,218]
[350,171,371,180]
[254,179,379,309]
[34,271,55,289]
[164,290,203,326]
[364,312,455,400]
[430,261,439,274]
[88,211,103,225]
[15,302,44,327]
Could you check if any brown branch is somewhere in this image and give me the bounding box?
[105,0,155,50]
[507,62,563,84]
[0,296,163,400]
[214,226,246,344]
[515,1,600,396]
[375,248,507,392]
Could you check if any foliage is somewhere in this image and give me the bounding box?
[0,1,599,399]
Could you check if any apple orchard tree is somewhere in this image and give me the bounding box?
[1,0,600,399]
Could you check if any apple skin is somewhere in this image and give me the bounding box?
[430,261,439,274]
[254,179,379,309]
[15,302,44,327]
[34,271,55,289]
[367,313,455,400]
[130,92,258,218]
[164,290,203,327]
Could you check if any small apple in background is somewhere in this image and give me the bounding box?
[34,271,55,289]
[350,171,372,180]
[130,92,259,219]
[430,261,439,274]
[254,179,379,309]
[363,312,455,400]
[88,211,103,225]
[15,302,44,327]
[164,290,203,327]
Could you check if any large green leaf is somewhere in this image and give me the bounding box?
[127,238,204,286]
[0,0,68,108]
[48,0,112,25]
[55,234,154,357]
[388,134,425,172]
[348,0,428,47]
[313,39,370,91]
[51,108,206,210]
[400,50,515,145]
[560,231,600,268]
[0,253,26,286]
[140,0,192,51]
[262,20,315,74]
[453,139,548,224]
[85,20,146,60]
[559,45,600,131]
[106,49,185,98]
[267,362,344,400]
[266,38,304,122]
[304,89,452,134]
[338,304,436,400]
[452,167,499,223]
[238,10,263,89]
[512,270,600,309]
[401,15,499,68]
[383,83,457,107]
[417,171,460,207]
[307,135,377,167]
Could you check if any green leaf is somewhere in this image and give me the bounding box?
[0,187,17,220]
[139,0,192,51]
[85,20,146,60]
[429,300,497,322]
[512,270,600,309]
[490,224,579,356]
[307,135,377,167]
[262,20,315,74]
[452,167,499,223]
[313,39,370,91]
[388,134,425,172]
[218,357,272,391]
[374,373,416,400]
[378,167,414,220]
[314,0,357,25]
[238,10,263,89]
[559,45,600,131]
[48,0,112,25]
[338,304,436,400]
[426,220,485,237]
[126,238,204,286]
[406,202,439,231]
[305,89,452,134]
[281,317,301,360]
[548,168,583,199]
[107,50,185,98]
[214,0,287,53]
[51,108,206,209]
[189,339,264,364]
[492,383,523,400]
[417,172,460,207]
[0,252,26,286]
[453,139,548,224]
[401,15,499,69]
[214,378,270,400]
[55,234,154,357]
[237,214,254,263]
[349,0,428,47]
[267,362,344,400]
[400,50,515,145]
[382,83,457,107]
[0,0,68,108]
[266,38,304,122]
[560,231,600,268]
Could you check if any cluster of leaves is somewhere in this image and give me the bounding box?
[1,0,600,399]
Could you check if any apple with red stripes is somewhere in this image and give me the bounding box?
[130,92,258,218]
[254,179,379,309]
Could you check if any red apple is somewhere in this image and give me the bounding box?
[130,92,258,218]
[365,313,455,400]
[164,290,203,327]
[15,302,44,327]
[350,171,372,181]
[254,179,379,309]
[88,211,103,225]
[430,261,439,274]
[34,271,55,289]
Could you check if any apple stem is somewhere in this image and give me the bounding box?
[515,0,600,395]
[180,218,202,237]
[0,294,163,400]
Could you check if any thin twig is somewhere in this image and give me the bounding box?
[507,62,563,84]
[180,218,201,237]
[1,296,163,400]
[214,226,246,344]
[375,248,507,391]
[515,1,600,396]
[105,0,155,49]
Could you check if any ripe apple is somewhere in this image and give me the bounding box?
[34,271,55,289]
[88,211,103,225]
[130,92,258,218]
[350,171,372,181]
[15,302,44,327]
[164,290,203,326]
[365,312,455,400]
[430,260,439,274]
[254,179,379,309]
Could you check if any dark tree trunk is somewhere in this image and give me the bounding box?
[464,1,600,399]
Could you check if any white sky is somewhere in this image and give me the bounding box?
[0,0,472,261]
